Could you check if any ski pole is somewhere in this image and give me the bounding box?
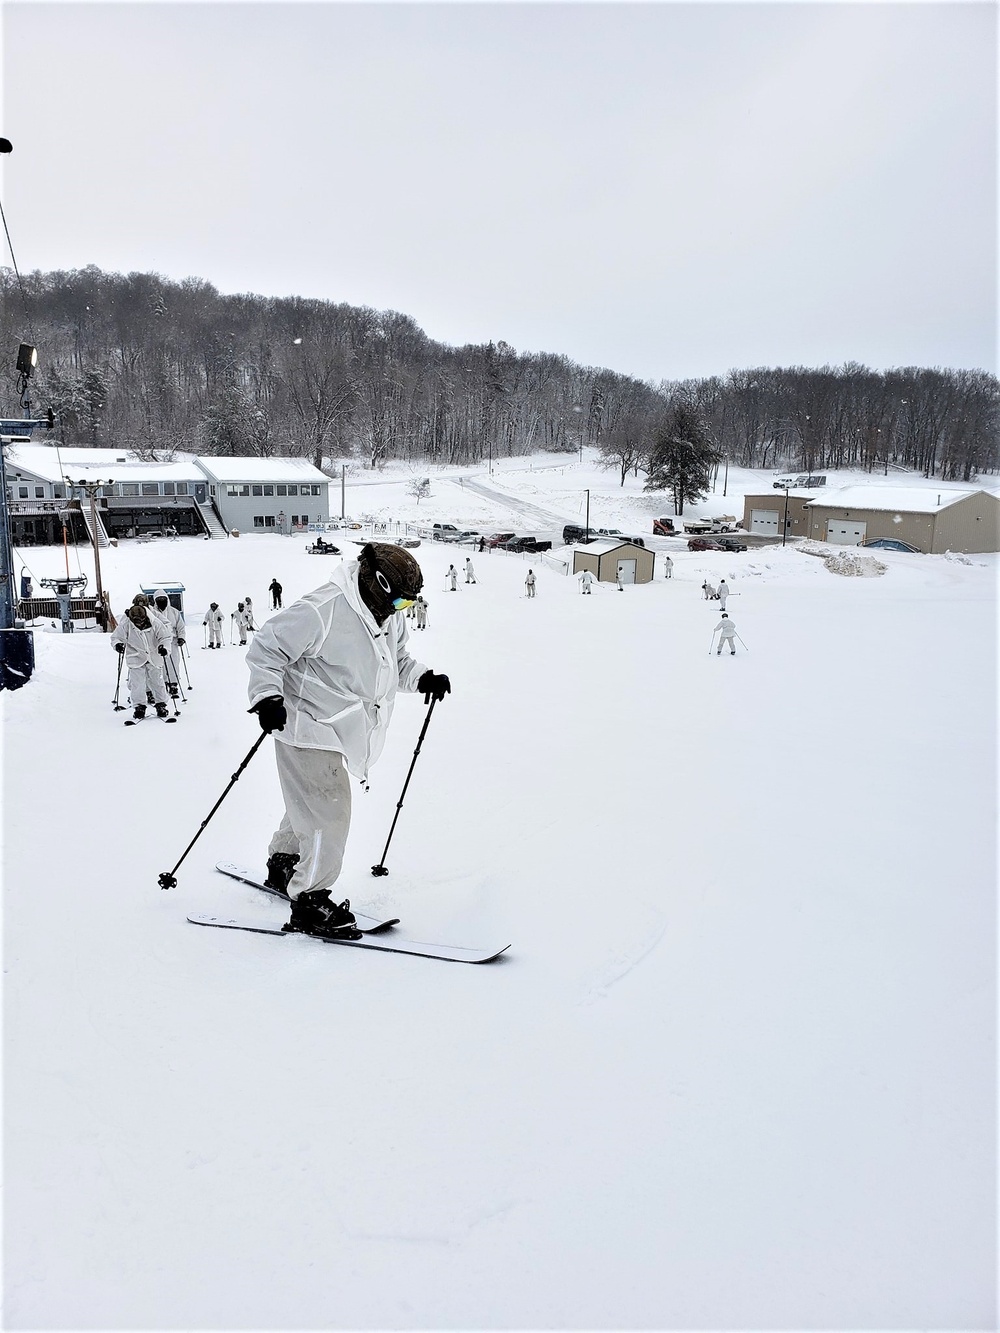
[708,632,717,656]
[112,650,126,710]
[230,614,236,645]
[158,732,270,889]
[371,697,437,877]
[162,652,186,706]
[180,643,193,689]
[735,634,750,652]
[202,622,208,649]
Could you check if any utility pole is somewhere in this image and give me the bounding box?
[585,488,590,540]
[341,465,346,521]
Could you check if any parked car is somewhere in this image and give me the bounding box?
[862,538,919,553]
[501,536,552,553]
[774,475,826,489]
[622,535,647,548]
[596,527,626,539]
[688,537,725,551]
[486,532,516,548]
[562,524,594,544]
[652,517,677,535]
[452,530,480,544]
[716,536,748,553]
[432,523,461,541]
[395,536,421,548]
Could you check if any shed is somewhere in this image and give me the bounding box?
[572,540,655,585]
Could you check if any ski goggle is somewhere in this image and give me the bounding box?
[375,568,418,612]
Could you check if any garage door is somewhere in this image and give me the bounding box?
[750,508,779,535]
[826,519,867,545]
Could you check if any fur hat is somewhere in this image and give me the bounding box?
[132,593,148,607]
[358,542,423,623]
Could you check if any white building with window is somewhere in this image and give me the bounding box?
[192,457,332,534]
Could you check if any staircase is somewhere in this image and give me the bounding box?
[80,503,111,549]
[197,500,229,539]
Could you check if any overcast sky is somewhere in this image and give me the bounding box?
[2,2,996,382]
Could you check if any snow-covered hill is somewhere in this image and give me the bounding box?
[3,454,996,1328]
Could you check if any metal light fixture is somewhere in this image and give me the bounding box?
[16,344,37,378]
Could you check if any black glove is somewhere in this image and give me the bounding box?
[417,670,451,704]
[115,642,126,654]
[177,638,186,647]
[158,645,169,656]
[249,695,287,733]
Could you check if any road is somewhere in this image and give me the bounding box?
[456,475,569,534]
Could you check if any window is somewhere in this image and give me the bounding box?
[311,485,321,496]
[121,483,140,497]
[287,485,298,496]
[252,485,263,497]
[299,514,308,525]
[34,485,45,499]
[17,486,28,499]
[276,484,287,497]
[264,515,276,527]
[253,516,265,528]
[263,485,274,497]
[142,483,159,496]
[54,485,66,499]
[176,483,188,496]
[163,482,175,496]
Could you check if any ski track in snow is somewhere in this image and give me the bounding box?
[577,904,669,1004]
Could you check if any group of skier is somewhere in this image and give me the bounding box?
[110,589,187,720]
[203,597,256,648]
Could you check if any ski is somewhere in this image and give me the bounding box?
[188,913,510,964]
[215,861,400,933]
[125,715,177,725]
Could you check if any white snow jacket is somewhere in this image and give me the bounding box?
[246,559,429,780]
[715,618,736,638]
[150,593,185,642]
[111,610,171,667]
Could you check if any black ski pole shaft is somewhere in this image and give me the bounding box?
[161,654,183,710]
[169,653,187,702]
[112,650,126,709]
[158,732,269,889]
[371,697,437,876]
[735,634,750,652]
[180,644,193,688]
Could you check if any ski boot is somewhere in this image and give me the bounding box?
[155,701,170,719]
[282,889,361,940]
[132,704,147,720]
[146,690,156,704]
[168,682,179,698]
[264,852,299,896]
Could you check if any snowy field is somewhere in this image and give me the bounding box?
[3,455,997,1330]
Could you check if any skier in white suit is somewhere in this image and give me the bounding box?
[149,588,185,693]
[111,594,172,720]
[246,544,451,939]
[713,612,738,655]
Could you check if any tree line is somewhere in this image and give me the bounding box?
[1,265,995,491]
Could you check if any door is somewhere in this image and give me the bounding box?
[750,508,779,535]
[826,518,867,545]
[617,560,636,585]
[194,483,207,504]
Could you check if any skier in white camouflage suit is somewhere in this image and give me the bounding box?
[149,588,185,694]
[111,594,172,720]
[204,602,225,648]
[246,543,451,939]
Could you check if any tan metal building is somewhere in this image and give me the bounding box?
[803,487,999,553]
[572,540,655,584]
[742,491,816,541]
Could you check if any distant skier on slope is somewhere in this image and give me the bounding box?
[447,565,458,591]
[111,594,172,720]
[702,580,717,601]
[663,556,673,579]
[269,579,283,610]
[204,603,225,648]
[525,569,536,598]
[465,557,477,584]
[246,543,451,940]
[713,612,738,655]
[717,579,730,610]
[414,594,428,629]
[578,569,594,594]
[234,602,251,646]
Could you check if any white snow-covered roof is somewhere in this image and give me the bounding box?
[194,456,330,484]
[805,486,980,514]
[572,539,647,555]
[4,444,203,484]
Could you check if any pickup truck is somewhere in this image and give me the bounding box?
[431,523,461,541]
[501,536,552,553]
[683,516,738,535]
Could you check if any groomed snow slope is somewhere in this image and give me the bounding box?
[3,458,996,1330]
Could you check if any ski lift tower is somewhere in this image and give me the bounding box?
[39,574,87,633]
[0,344,40,688]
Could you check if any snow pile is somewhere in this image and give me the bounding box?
[823,551,887,577]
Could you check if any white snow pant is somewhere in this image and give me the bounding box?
[717,634,736,653]
[128,659,167,706]
[718,594,728,610]
[207,622,223,646]
[268,743,353,900]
